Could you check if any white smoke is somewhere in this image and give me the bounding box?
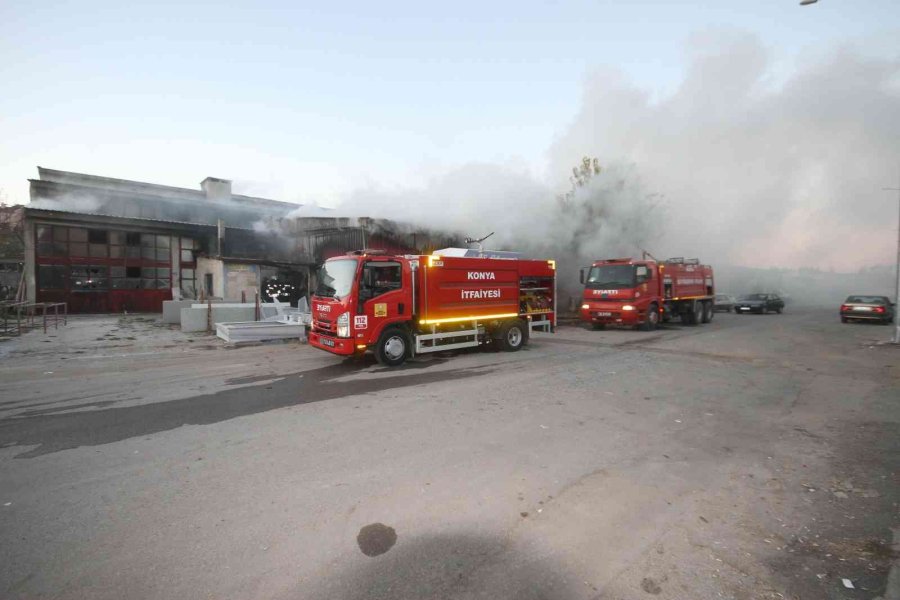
[550,32,900,272]
[334,32,900,278]
[28,194,102,214]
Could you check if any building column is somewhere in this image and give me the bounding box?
[23,220,36,303]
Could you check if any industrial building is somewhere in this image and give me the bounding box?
[17,167,457,313]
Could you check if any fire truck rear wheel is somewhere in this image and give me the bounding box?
[682,301,702,325]
[498,320,527,352]
[701,301,714,323]
[375,328,410,367]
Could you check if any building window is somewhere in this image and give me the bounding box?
[139,267,170,290]
[180,237,196,263]
[38,265,67,290]
[180,238,197,296]
[111,266,141,289]
[71,265,107,292]
[35,225,68,257]
[139,234,171,262]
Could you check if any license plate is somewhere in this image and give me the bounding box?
[852,306,871,311]
[596,312,612,317]
[321,337,335,347]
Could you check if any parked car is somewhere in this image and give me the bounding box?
[713,294,736,312]
[734,293,784,314]
[840,295,895,324]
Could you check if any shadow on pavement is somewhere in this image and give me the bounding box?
[303,531,581,600]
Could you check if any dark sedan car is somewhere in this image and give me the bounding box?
[840,295,895,324]
[734,293,784,314]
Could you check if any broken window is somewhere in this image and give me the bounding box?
[88,230,108,244]
[71,265,107,292]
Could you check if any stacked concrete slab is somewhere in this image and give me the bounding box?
[179,303,281,333]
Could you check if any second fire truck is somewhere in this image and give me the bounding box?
[580,256,715,330]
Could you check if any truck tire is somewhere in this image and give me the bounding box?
[375,328,410,367]
[701,301,714,323]
[682,301,702,326]
[641,303,659,331]
[498,320,527,352]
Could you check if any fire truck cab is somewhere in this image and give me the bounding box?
[579,257,715,330]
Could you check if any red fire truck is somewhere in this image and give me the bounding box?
[579,257,715,330]
[309,250,557,366]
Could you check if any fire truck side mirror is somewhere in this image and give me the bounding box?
[579,268,586,284]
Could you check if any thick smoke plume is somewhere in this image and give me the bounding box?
[335,32,900,304]
[550,32,900,272]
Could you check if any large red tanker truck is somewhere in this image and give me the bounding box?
[309,250,556,366]
[579,257,715,330]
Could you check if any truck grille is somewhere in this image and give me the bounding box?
[313,318,335,334]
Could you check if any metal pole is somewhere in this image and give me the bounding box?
[893,183,900,344]
[885,182,900,344]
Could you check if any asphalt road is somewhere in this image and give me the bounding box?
[0,309,898,599]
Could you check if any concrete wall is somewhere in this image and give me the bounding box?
[162,299,225,324]
[225,263,260,302]
[196,257,226,299]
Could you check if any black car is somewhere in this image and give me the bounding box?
[734,293,784,314]
[840,295,895,324]
[713,294,736,312]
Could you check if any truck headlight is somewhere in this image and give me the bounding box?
[581,303,590,310]
[622,305,635,311]
[337,312,351,338]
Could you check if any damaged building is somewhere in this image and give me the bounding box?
[20,167,459,313]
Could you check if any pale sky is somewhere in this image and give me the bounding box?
[1,1,898,265]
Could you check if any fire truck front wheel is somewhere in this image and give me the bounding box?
[375,328,410,367]
[640,303,659,331]
[498,320,528,352]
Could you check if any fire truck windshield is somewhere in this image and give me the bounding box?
[585,265,635,289]
[314,259,357,299]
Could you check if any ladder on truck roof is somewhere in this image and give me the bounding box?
[666,257,700,265]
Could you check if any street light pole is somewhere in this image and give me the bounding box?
[884,181,900,344]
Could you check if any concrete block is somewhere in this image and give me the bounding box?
[162,300,196,324]
[163,299,227,324]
